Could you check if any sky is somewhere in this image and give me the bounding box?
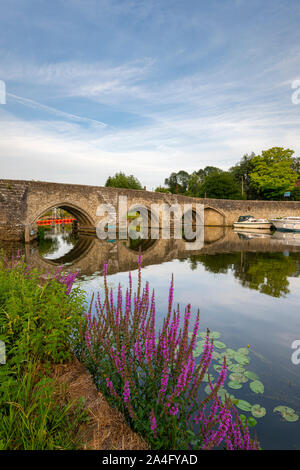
[1,0,300,189]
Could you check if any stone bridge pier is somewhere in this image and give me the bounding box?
[1,179,300,242]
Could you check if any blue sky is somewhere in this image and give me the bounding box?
[1,0,300,189]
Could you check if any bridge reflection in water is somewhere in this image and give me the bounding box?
[10,226,300,281]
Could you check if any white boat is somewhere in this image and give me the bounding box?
[233,215,272,230]
[270,217,300,232]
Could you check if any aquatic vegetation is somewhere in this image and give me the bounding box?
[77,256,259,450]
[273,406,299,422]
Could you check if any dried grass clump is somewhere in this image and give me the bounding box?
[52,358,149,450]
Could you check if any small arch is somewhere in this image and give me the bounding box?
[204,206,226,226]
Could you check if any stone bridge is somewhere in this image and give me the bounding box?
[1,179,300,241]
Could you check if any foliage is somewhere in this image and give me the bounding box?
[249,147,298,200]
[229,153,259,200]
[76,257,259,450]
[105,172,143,190]
[164,170,190,194]
[0,251,88,449]
[197,171,242,199]
[155,186,170,193]
[0,361,87,450]
[0,253,86,364]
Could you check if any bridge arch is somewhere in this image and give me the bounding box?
[204,206,226,226]
[30,201,94,226]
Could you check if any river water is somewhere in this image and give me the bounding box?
[2,225,300,450]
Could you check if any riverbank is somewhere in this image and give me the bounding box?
[0,251,146,450]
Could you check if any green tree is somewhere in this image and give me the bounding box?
[198,171,242,199]
[229,153,259,200]
[164,170,190,194]
[105,172,143,190]
[250,147,298,200]
[155,186,170,193]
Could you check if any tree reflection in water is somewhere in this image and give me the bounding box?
[188,252,300,298]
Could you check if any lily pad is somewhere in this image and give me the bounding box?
[250,380,264,394]
[245,370,259,381]
[228,364,245,373]
[214,364,222,373]
[204,384,215,395]
[251,404,266,419]
[214,341,226,349]
[228,381,243,390]
[234,354,250,365]
[198,331,221,339]
[236,399,252,412]
[229,373,248,384]
[273,406,299,422]
[225,348,236,358]
[237,347,249,356]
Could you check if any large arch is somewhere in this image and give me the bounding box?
[30,201,94,226]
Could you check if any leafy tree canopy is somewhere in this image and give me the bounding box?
[249,147,298,200]
[164,170,190,194]
[198,171,242,200]
[105,172,143,190]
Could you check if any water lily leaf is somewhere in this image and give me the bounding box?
[237,347,249,356]
[251,404,266,418]
[234,354,250,365]
[250,380,264,394]
[228,364,245,373]
[199,331,221,339]
[228,381,243,390]
[225,348,236,358]
[229,394,239,405]
[214,341,226,349]
[229,373,248,383]
[273,406,299,422]
[204,384,215,395]
[214,364,222,372]
[212,351,222,360]
[245,371,259,381]
[236,400,252,412]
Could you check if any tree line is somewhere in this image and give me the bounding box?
[105,147,300,200]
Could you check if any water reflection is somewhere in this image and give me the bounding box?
[189,252,300,298]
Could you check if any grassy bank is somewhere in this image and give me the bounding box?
[0,251,88,450]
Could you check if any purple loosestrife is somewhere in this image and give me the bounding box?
[80,257,260,451]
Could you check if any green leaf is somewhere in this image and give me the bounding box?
[249,380,264,394]
[236,400,252,412]
[228,381,243,390]
[214,341,226,349]
[251,404,266,419]
[245,371,259,381]
[273,406,299,422]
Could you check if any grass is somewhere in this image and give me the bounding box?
[0,251,89,450]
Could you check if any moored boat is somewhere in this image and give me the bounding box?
[233,215,272,230]
[270,217,300,232]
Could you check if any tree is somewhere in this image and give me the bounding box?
[198,171,242,199]
[105,172,143,190]
[164,170,190,194]
[249,147,298,200]
[155,186,170,193]
[229,153,259,200]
